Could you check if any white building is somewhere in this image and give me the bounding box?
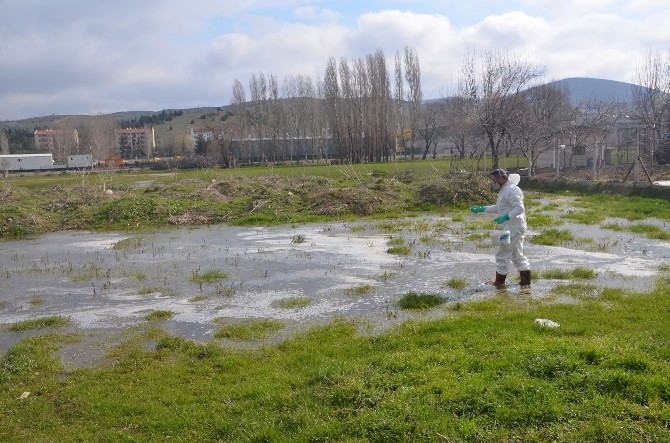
[0,153,55,171]
[67,154,94,168]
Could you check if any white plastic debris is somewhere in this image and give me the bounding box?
[534,318,560,328]
[19,392,30,400]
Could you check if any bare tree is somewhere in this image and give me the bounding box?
[417,103,441,160]
[0,130,8,155]
[323,57,343,160]
[394,50,405,156]
[230,78,249,163]
[459,49,545,168]
[508,83,572,175]
[86,114,118,164]
[404,46,422,160]
[249,72,269,162]
[632,48,670,164]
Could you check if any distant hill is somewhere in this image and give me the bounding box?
[1,77,647,130]
[544,77,645,105]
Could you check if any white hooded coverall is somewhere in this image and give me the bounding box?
[484,175,530,275]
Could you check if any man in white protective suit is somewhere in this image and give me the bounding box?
[469,168,531,289]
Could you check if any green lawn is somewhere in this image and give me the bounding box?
[2,279,670,441]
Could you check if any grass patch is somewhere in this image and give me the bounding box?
[4,285,670,441]
[443,277,468,290]
[6,315,70,332]
[531,228,575,246]
[345,284,377,296]
[387,246,411,255]
[189,270,229,284]
[541,267,598,280]
[386,237,405,246]
[291,234,306,244]
[562,209,605,225]
[213,319,285,340]
[112,236,145,250]
[550,282,600,298]
[396,291,446,310]
[527,213,559,229]
[386,237,410,255]
[378,270,396,280]
[188,294,209,302]
[136,287,178,297]
[271,297,312,309]
[603,222,670,239]
[145,310,174,321]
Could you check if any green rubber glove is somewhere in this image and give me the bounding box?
[470,205,486,213]
[494,213,510,225]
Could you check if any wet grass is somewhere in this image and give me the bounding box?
[531,228,575,246]
[189,270,229,284]
[396,291,446,310]
[604,222,670,240]
[145,310,174,321]
[5,315,70,332]
[541,267,598,280]
[5,166,670,440]
[443,277,468,290]
[112,236,145,250]
[345,284,377,296]
[291,234,306,244]
[4,279,670,441]
[213,319,285,340]
[271,297,312,309]
[562,209,606,225]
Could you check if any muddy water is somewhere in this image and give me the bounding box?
[1,214,669,363]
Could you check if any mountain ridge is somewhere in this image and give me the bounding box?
[1,77,644,127]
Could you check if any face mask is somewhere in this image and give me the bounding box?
[491,181,501,191]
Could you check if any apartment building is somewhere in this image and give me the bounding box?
[191,126,224,152]
[33,129,79,163]
[115,127,155,159]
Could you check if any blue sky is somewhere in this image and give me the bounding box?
[1,0,669,120]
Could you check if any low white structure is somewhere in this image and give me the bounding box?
[0,153,55,171]
[67,154,94,168]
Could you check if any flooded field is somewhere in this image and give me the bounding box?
[1,204,669,365]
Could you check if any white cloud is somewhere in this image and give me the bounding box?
[0,0,669,120]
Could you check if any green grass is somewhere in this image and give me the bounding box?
[112,236,145,250]
[345,284,377,296]
[396,291,446,310]
[271,297,312,309]
[5,282,670,441]
[5,315,70,332]
[0,164,497,237]
[443,277,468,290]
[145,310,175,321]
[387,246,411,255]
[137,287,178,297]
[5,163,670,441]
[189,270,229,284]
[541,267,598,280]
[562,209,606,225]
[531,228,575,246]
[213,319,285,340]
